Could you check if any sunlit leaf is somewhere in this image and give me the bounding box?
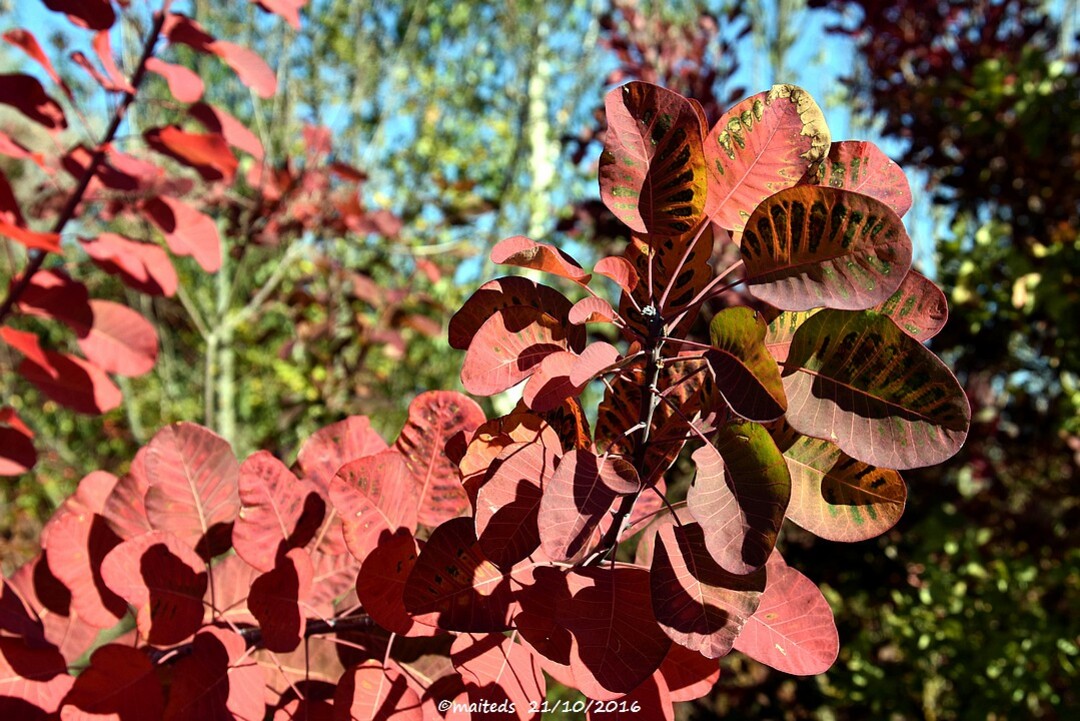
[707,307,786,421]
[872,270,948,341]
[491,236,590,284]
[801,140,912,217]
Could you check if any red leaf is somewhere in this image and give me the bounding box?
[0,130,46,166]
[42,0,115,31]
[141,195,222,272]
[58,644,163,721]
[144,126,237,183]
[143,422,240,554]
[873,270,949,341]
[0,168,25,226]
[17,347,122,415]
[490,236,590,284]
[448,277,576,351]
[649,522,765,658]
[355,529,439,637]
[248,548,313,653]
[568,297,616,326]
[451,633,545,720]
[73,300,158,377]
[40,502,127,629]
[395,391,485,527]
[560,567,671,698]
[145,57,204,103]
[233,450,325,572]
[732,554,839,675]
[91,31,133,93]
[461,306,578,397]
[80,233,179,297]
[569,342,620,387]
[599,82,708,236]
[0,407,36,476]
[2,30,68,97]
[473,440,556,569]
[329,450,418,562]
[1,327,48,367]
[15,270,92,331]
[189,102,264,160]
[62,144,139,191]
[332,661,422,721]
[165,14,276,98]
[538,449,639,563]
[0,73,66,130]
[164,626,265,721]
[253,0,308,30]
[402,518,516,633]
[705,85,829,232]
[522,350,584,412]
[0,636,74,718]
[101,448,153,541]
[100,531,208,646]
[0,220,62,253]
[657,643,720,702]
[5,556,99,664]
[801,140,912,217]
[296,416,389,495]
[593,256,638,295]
[458,411,562,504]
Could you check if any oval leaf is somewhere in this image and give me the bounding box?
[448,277,576,351]
[801,140,912,217]
[741,185,913,311]
[687,422,791,575]
[355,529,439,637]
[599,81,708,236]
[732,554,838,676]
[58,644,163,721]
[707,307,786,421]
[333,661,422,721]
[461,306,579,397]
[706,84,829,232]
[873,269,949,341]
[163,626,265,721]
[75,300,158,377]
[491,236,590,284]
[329,450,418,562]
[782,309,970,469]
[248,548,313,653]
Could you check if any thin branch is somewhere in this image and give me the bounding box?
[0,1,174,326]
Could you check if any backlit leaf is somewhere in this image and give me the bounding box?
[80,234,178,297]
[560,567,671,697]
[333,661,422,721]
[248,548,313,653]
[770,420,907,542]
[650,522,765,658]
[707,307,786,421]
[0,73,66,130]
[144,126,237,183]
[741,185,912,311]
[144,422,240,553]
[42,0,114,30]
[593,256,638,295]
[801,140,912,217]
[657,643,720,702]
[165,14,276,98]
[460,305,579,397]
[16,347,122,415]
[491,236,590,284]
[395,391,485,526]
[402,518,516,633]
[538,449,639,563]
[0,636,74,717]
[146,58,205,103]
[569,341,620,387]
[599,82,708,236]
[687,422,790,574]
[522,350,584,412]
[732,554,838,676]
[451,633,545,720]
[448,277,576,351]
[764,310,818,364]
[873,270,949,341]
[163,626,265,721]
[141,196,222,273]
[706,84,829,232]
[233,451,324,572]
[474,440,557,568]
[100,531,208,646]
[568,297,617,325]
[75,300,158,377]
[0,407,35,476]
[329,450,418,562]
[355,529,439,637]
[58,645,162,721]
[782,310,970,469]
[621,225,716,338]
[189,102,264,161]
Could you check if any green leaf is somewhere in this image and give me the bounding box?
[782,310,970,469]
[741,185,913,311]
[873,270,949,341]
[707,307,786,421]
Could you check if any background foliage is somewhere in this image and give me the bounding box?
[1,0,1077,719]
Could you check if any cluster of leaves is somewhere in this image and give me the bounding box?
[0,77,969,719]
[0,0,411,477]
